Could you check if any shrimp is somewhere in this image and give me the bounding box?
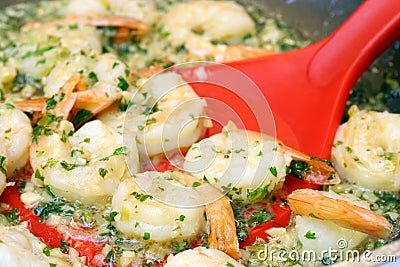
[163,1,255,46]
[16,53,132,125]
[332,106,400,191]
[29,80,137,205]
[112,170,240,259]
[14,23,102,80]
[206,195,241,260]
[124,72,210,157]
[288,189,393,239]
[111,171,206,242]
[0,103,33,187]
[184,122,292,203]
[164,247,244,267]
[0,225,84,267]
[162,1,272,62]
[67,0,158,26]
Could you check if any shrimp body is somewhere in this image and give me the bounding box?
[163,1,255,46]
[67,0,158,25]
[184,122,292,203]
[288,189,393,239]
[15,23,101,80]
[44,53,130,97]
[125,72,209,156]
[30,120,132,205]
[164,247,244,267]
[112,171,206,242]
[332,106,400,191]
[0,104,32,178]
[0,225,81,267]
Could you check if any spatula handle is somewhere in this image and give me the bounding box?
[308,0,400,87]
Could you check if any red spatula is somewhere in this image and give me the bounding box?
[176,0,400,159]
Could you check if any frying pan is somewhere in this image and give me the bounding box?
[0,0,398,266]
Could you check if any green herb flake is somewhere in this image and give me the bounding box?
[37,151,45,157]
[49,263,57,267]
[0,156,6,176]
[112,62,119,69]
[143,104,159,115]
[131,191,153,202]
[43,247,51,256]
[269,166,278,177]
[60,161,78,171]
[145,118,156,125]
[105,250,115,263]
[72,109,93,126]
[21,46,55,59]
[143,232,151,240]
[304,230,317,239]
[45,185,56,198]
[60,130,67,143]
[117,76,129,91]
[253,140,260,147]
[248,208,274,227]
[178,215,185,221]
[45,97,57,110]
[88,72,98,83]
[257,151,263,156]
[4,103,15,109]
[192,181,201,188]
[345,146,353,153]
[17,180,26,193]
[35,169,44,181]
[333,140,343,148]
[226,263,235,267]
[137,125,144,131]
[4,209,19,225]
[99,168,108,178]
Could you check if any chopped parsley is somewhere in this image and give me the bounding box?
[0,155,6,176]
[117,76,129,91]
[131,192,153,202]
[178,215,185,221]
[21,46,55,59]
[88,72,98,83]
[192,181,202,188]
[143,232,151,240]
[72,109,93,126]
[99,168,108,178]
[305,230,317,239]
[269,166,278,177]
[247,208,274,227]
[4,208,19,225]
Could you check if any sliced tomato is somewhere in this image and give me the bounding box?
[0,185,108,267]
[0,185,64,248]
[279,174,321,198]
[239,198,291,248]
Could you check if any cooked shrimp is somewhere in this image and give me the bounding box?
[125,72,210,156]
[164,247,244,267]
[0,103,32,180]
[30,118,130,205]
[112,171,206,242]
[184,122,292,203]
[0,225,84,267]
[206,195,241,260]
[161,1,271,62]
[184,39,274,63]
[288,189,393,238]
[163,1,255,46]
[332,106,400,191]
[14,23,102,80]
[27,14,148,43]
[67,0,158,26]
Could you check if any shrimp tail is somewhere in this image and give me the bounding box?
[206,196,241,260]
[281,144,340,185]
[288,189,393,238]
